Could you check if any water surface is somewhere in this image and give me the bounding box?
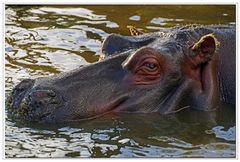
[5,5,236,158]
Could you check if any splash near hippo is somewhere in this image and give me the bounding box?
[7,25,235,123]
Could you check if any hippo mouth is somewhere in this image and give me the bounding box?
[8,93,129,123]
[67,95,130,122]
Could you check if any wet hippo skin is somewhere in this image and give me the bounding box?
[7,25,236,123]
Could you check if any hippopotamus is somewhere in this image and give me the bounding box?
[6,25,236,123]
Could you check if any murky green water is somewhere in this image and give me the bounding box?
[5,5,236,158]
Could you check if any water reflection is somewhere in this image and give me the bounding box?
[5,5,236,158]
[150,17,184,26]
[5,105,235,158]
[129,15,141,21]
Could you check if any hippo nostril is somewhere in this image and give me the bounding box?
[30,90,56,98]
[28,89,60,106]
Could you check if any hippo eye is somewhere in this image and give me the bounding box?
[141,57,160,72]
[144,62,157,70]
[134,58,160,76]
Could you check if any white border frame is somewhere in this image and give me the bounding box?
[1,1,239,161]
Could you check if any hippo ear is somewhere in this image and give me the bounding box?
[101,34,157,57]
[190,33,219,65]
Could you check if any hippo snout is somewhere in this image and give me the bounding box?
[7,79,65,122]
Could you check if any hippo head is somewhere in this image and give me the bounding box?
[7,27,220,123]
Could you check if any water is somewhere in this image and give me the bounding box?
[5,5,236,158]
